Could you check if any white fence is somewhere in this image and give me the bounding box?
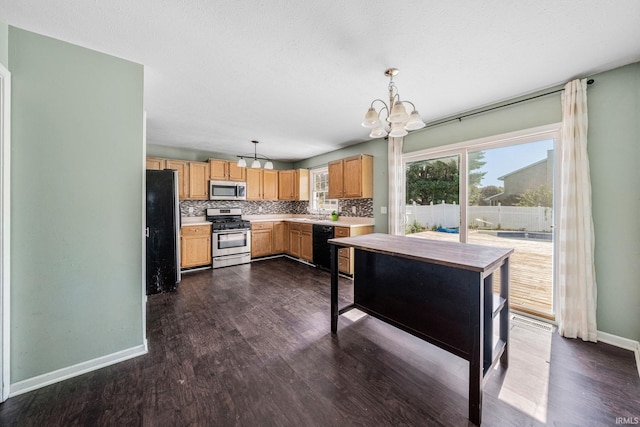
[405,202,553,232]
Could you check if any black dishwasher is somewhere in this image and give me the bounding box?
[312,224,334,270]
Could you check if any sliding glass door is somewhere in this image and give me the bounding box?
[405,154,460,240]
[403,127,559,319]
[467,141,555,319]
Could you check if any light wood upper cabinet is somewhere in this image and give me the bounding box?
[278,170,294,200]
[209,158,246,182]
[165,159,189,200]
[246,169,278,200]
[328,154,373,199]
[146,157,166,170]
[209,159,228,180]
[180,224,212,268]
[263,170,278,200]
[246,168,262,200]
[228,162,246,181]
[279,169,310,201]
[187,161,209,200]
[328,160,344,199]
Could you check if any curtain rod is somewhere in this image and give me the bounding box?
[421,78,595,130]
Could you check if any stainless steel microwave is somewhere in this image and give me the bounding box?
[209,180,247,200]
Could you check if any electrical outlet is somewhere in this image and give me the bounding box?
[188,207,194,214]
[352,206,357,214]
[258,206,263,213]
[381,206,387,214]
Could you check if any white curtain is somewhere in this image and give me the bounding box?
[388,137,405,235]
[557,78,598,342]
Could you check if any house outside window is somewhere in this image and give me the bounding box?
[309,166,338,213]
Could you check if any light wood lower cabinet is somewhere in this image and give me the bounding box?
[251,221,289,258]
[288,223,301,258]
[180,224,212,268]
[251,222,274,258]
[334,225,374,274]
[251,220,372,271]
[273,221,288,254]
[287,222,312,262]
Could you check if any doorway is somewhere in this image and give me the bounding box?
[403,125,560,320]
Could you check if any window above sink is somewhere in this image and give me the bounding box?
[309,166,338,213]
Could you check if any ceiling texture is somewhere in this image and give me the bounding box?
[1,1,640,162]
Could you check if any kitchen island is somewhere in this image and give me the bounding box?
[328,233,513,426]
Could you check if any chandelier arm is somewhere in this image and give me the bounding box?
[370,99,388,110]
[402,100,417,112]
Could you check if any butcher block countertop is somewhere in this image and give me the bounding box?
[329,233,513,273]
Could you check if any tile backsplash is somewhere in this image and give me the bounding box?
[180,199,373,218]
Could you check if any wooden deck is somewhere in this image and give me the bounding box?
[408,230,554,319]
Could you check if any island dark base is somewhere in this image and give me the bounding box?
[330,240,510,426]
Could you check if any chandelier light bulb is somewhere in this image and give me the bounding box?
[388,101,409,123]
[251,159,261,168]
[389,123,408,138]
[362,107,380,128]
[405,111,426,131]
[369,127,388,138]
[237,157,247,168]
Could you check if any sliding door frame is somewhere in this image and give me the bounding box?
[402,123,562,317]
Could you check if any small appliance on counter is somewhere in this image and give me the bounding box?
[146,170,181,294]
[206,208,252,268]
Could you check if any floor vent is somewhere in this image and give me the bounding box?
[511,315,554,332]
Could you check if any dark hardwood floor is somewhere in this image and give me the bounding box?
[1,258,639,426]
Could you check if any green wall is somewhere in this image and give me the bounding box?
[147,143,294,170]
[586,63,640,342]
[9,27,145,382]
[0,20,7,66]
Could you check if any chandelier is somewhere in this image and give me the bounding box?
[361,68,426,138]
[237,140,273,169]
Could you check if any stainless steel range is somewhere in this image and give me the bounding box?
[206,208,251,268]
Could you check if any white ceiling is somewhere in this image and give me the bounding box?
[2,1,640,162]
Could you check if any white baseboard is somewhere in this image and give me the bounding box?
[597,330,640,378]
[9,340,148,397]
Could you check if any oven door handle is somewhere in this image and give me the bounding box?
[215,231,248,240]
[213,253,249,260]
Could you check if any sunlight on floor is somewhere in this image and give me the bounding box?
[497,315,553,423]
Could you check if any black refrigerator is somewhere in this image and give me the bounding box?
[146,169,181,294]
